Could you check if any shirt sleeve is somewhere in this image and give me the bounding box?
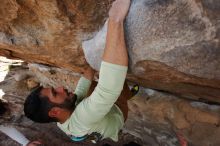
[74,77,92,103]
[71,61,128,130]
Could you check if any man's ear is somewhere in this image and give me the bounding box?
[48,107,62,118]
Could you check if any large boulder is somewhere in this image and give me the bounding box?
[0,0,219,103]
[125,0,220,103]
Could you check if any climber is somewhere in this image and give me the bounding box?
[24,0,138,143]
[0,100,42,146]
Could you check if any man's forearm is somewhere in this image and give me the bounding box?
[102,18,128,66]
[102,0,130,66]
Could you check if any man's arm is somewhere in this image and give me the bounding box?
[74,66,95,102]
[102,0,130,66]
[71,0,130,127]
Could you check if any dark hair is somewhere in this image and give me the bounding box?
[24,86,59,123]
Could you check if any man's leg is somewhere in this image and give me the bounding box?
[85,0,131,124]
[115,82,132,121]
[102,0,131,66]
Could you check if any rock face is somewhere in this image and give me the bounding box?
[125,88,220,146]
[125,0,220,103]
[126,89,220,146]
[0,0,219,103]
[0,0,113,71]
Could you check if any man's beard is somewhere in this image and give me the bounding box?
[56,92,77,111]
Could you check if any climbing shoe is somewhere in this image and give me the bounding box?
[130,84,139,99]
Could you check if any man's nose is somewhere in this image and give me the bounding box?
[55,87,64,93]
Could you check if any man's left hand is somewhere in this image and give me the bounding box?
[26,140,43,146]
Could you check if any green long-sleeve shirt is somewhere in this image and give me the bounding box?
[57,61,128,141]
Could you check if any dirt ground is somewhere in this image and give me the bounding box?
[0,57,143,146]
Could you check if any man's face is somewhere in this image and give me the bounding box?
[40,87,75,110]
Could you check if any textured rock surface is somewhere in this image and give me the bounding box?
[0,0,113,72]
[126,89,220,146]
[0,0,219,102]
[125,0,220,103]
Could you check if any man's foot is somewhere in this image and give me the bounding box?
[109,0,131,22]
[129,84,139,99]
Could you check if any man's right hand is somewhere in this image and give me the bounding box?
[109,0,131,22]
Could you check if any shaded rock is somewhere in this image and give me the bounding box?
[0,0,113,72]
[28,63,80,92]
[13,70,31,82]
[26,77,39,89]
[125,88,220,146]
